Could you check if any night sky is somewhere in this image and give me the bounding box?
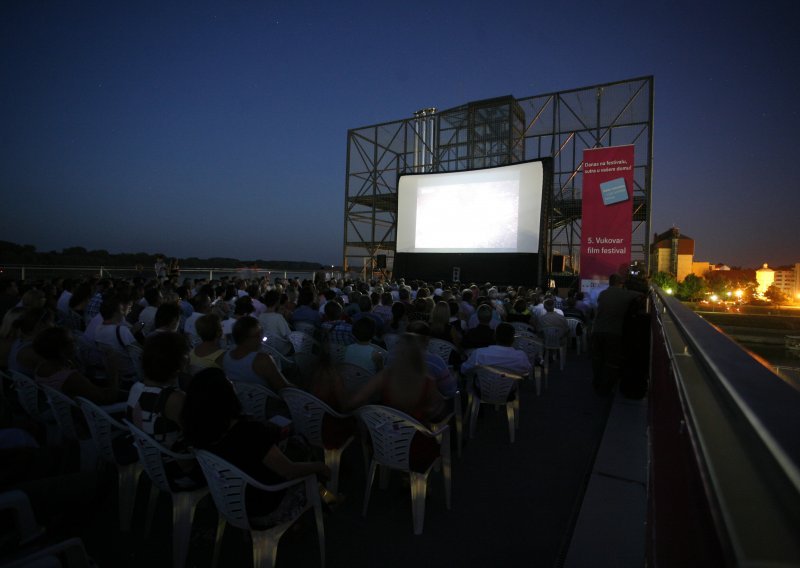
[2,1,798,269]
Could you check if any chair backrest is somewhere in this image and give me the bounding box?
[232,382,279,424]
[292,321,317,336]
[327,342,347,364]
[125,343,145,382]
[288,331,315,354]
[337,363,374,393]
[124,419,190,493]
[280,387,337,449]
[382,333,401,351]
[510,322,536,336]
[566,318,583,337]
[427,338,455,361]
[76,397,128,463]
[473,367,521,405]
[40,384,80,441]
[542,327,563,349]
[356,405,430,471]
[10,370,40,417]
[513,335,543,362]
[194,450,302,532]
[259,342,290,371]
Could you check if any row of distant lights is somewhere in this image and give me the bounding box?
[664,288,744,301]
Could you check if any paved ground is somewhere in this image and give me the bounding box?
[18,349,614,567]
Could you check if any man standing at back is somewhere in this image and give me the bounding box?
[591,274,642,395]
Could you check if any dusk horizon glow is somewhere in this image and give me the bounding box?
[2,1,798,271]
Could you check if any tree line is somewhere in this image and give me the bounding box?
[0,241,324,271]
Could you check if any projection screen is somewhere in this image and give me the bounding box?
[396,160,544,253]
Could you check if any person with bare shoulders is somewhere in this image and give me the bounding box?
[189,314,226,375]
[33,327,125,405]
[222,316,290,392]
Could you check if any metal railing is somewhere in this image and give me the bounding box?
[0,264,341,283]
[648,286,800,566]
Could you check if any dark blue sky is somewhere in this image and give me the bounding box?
[2,1,798,268]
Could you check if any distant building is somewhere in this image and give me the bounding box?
[691,261,710,279]
[650,228,695,281]
[711,263,731,271]
[756,263,775,295]
[771,263,800,300]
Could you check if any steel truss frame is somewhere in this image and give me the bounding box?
[343,76,654,285]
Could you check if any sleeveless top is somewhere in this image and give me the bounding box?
[189,348,225,375]
[222,351,262,384]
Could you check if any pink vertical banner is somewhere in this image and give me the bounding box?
[580,145,635,281]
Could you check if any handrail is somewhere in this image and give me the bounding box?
[650,286,800,565]
[0,263,338,282]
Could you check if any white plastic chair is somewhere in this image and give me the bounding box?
[76,397,143,531]
[292,321,318,337]
[126,343,145,382]
[280,388,354,495]
[427,338,456,362]
[40,385,97,471]
[232,382,280,425]
[513,335,547,395]
[382,333,401,351]
[336,363,375,394]
[288,331,318,355]
[125,420,211,568]
[356,405,451,535]
[510,321,536,336]
[326,342,347,364]
[259,343,292,372]
[9,370,41,418]
[466,367,524,443]
[194,450,325,568]
[566,318,585,354]
[541,326,566,373]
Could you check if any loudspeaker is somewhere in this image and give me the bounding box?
[376,254,387,269]
[551,255,565,273]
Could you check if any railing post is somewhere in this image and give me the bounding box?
[209,270,213,281]
[21,266,26,280]
[100,266,104,277]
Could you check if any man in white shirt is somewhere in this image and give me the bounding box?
[258,290,293,355]
[138,288,162,335]
[95,297,142,378]
[461,323,532,378]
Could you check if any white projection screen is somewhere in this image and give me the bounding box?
[396,160,544,253]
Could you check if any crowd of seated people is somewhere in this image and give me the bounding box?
[0,269,600,563]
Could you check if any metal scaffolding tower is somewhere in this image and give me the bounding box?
[343,76,654,285]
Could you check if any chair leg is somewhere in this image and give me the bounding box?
[506,403,515,443]
[468,397,480,439]
[362,460,377,517]
[118,463,142,532]
[454,398,463,459]
[172,491,203,568]
[441,432,452,511]
[410,472,429,535]
[559,347,566,371]
[211,516,225,568]
[144,485,159,537]
[323,448,342,496]
[306,476,326,568]
[251,530,280,568]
